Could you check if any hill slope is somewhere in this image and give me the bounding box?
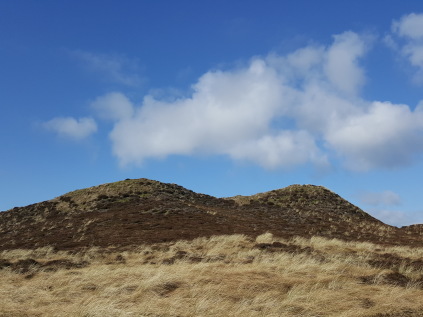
[0,178,422,250]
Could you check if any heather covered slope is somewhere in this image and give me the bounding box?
[0,178,422,251]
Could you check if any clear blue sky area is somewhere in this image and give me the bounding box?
[1,1,423,226]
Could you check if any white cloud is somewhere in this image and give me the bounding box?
[358,190,402,206]
[44,117,97,140]
[324,31,367,95]
[227,131,327,169]
[71,50,143,86]
[403,44,423,69]
[267,45,325,83]
[391,13,423,81]
[88,29,423,171]
[102,59,316,167]
[392,13,423,40]
[91,92,134,121]
[325,101,423,170]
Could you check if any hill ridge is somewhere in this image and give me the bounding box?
[0,178,422,250]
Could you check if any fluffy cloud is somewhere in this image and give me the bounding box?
[227,131,326,169]
[324,32,367,95]
[43,117,97,140]
[90,30,423,171]
[392,13,423,40]
[392,13,423,80]
[98,60,325,168]
[326,101,423,170]
[91,92,134,121]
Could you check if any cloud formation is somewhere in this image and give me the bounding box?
[91,92,134,121]
[324,32,367,95]
[93,59,328,168]
[43,117,97,140]
[326,101,423,170]
[90,30,423,170]
[392,13,423,81]
[392,13,423,40]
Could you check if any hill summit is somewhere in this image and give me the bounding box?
[0,178,422,251]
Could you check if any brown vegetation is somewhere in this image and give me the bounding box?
[1,179,422,251]
[1,234,423,316]
[1,179,423,316]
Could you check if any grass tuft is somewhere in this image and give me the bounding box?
[1,234,423,316]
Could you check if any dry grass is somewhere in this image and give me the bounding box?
[1,234,423,316]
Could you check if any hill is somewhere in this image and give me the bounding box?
[2,179,423,316]
[1,178,422,251]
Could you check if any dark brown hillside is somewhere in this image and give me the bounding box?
[231,184,380,223]
[0,178,422,251]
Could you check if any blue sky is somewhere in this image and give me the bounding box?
[1,1,423,227]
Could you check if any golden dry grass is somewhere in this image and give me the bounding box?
[1,234,423,317]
